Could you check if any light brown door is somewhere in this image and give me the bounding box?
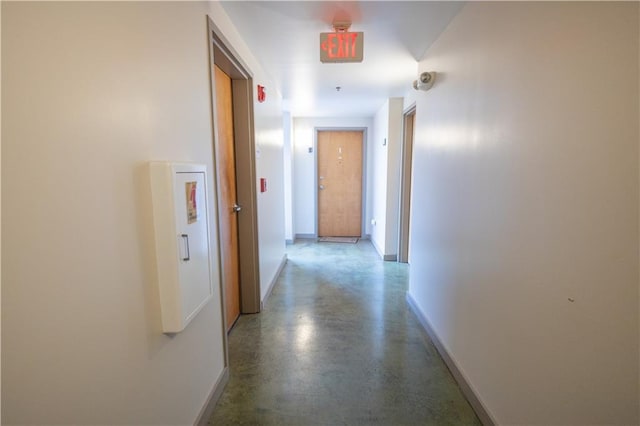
[214,65,241,331]
[317,130,363,237]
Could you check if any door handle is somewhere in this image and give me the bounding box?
[181,234,190,261]
[232,204,242,213]
[319,185,325,190]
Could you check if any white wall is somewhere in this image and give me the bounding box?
[370,98,404,259]
[2,1,285,424]
[408,2,639,425]
[371,102,390,254]
[254,95,286,302]
[283,111,294,243]
[1,3,3,421]
[384,99,403,256]
[292,117,374,237]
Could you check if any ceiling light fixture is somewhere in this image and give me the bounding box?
[332,21,351,32]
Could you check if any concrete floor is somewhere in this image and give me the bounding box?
[208,239,481,425]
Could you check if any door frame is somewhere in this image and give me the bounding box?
[314,127,368,238]
[207,17,261,344]
[398,105,416,263]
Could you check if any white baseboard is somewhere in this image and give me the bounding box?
[195,366,229,425]
[405,293,496,426]
[261,254,287,310]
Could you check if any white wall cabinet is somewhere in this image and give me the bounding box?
[149,162,214,333]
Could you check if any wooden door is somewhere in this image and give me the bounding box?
[317,130,363,237]
[214,65,241,331]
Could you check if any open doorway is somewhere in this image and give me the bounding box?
[207,17,261,337]
[398,106,415,263]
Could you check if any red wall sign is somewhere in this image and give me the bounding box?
[320,32,364,63]
[257,85,266,103]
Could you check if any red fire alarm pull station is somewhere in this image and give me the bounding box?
[260,178,267,193]
[257,85,266,103]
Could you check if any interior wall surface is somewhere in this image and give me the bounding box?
[2,1,285,424]
[254,94,286,302]
[371,101,390,254]
[292,117,374,238]
[371,98,403,259]
[408,2,639,424]
[384,98,403,257]
[283,111,294,243]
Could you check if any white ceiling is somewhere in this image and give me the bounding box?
[220,1,464,117]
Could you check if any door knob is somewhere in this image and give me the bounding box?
[232,204,242,213]
[319,185,325,190]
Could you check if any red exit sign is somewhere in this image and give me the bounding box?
[320,32,364,63]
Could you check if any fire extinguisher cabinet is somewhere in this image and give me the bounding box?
[148,162,214,333]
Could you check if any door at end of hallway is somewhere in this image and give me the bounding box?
[317,130,363,237]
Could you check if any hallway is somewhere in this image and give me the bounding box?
[3,2,639,424]
[208,240,480,425]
